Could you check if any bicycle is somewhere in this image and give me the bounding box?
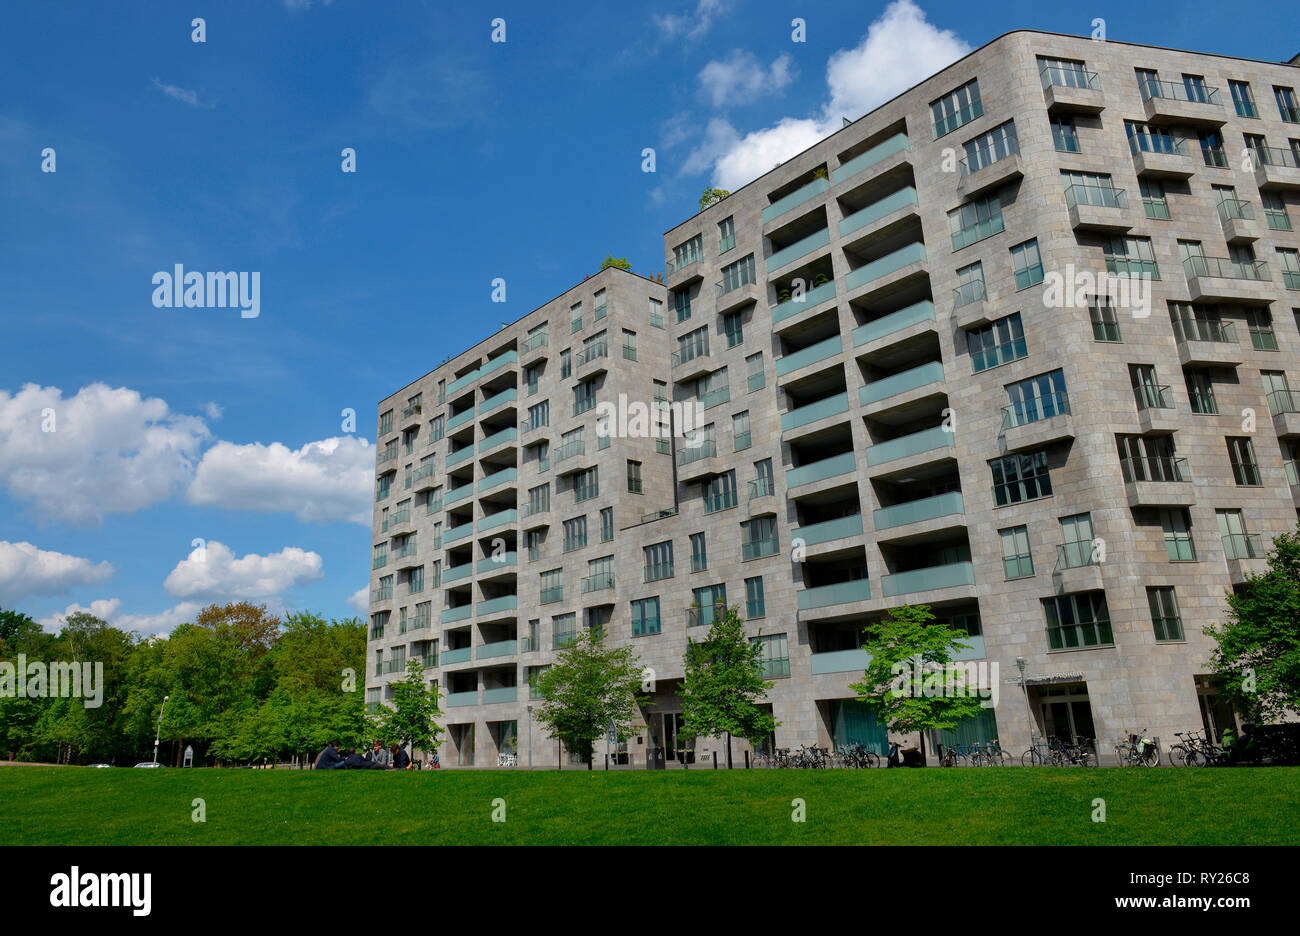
[1114,730,1160,767]
[1168,730,1223,767]
[1055,737,1097,767]
[1021,738,1064,766]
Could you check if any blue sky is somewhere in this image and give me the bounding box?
[2,0,1297,634]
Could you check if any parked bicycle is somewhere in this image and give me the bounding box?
[1115,729,1161,767]
[1167,730,1224,767]
[1022,738,1064,766]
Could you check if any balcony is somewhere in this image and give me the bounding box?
[844,242,926,300]
[483,686,518,705]
[793,512,864,548]
[447,407,476,432]
[448,367,481,395]
[767,228,830,273]
[1268,389,1300,438]
[476,595,518,619]
[519,331,549,359]
[797,577,871,612]
[1134,384,1179,434]
[444,484,474,506]
[781,392,849,433]
[478,468,517,492]
[479,387,517,416]
[671,344,713,382]
[666,250,703,285]
[777,335,843,379]
[1121,455,1194,507]
[1182,256,1273,304]
[742,538,780,561]
[852,299,935,349]
[411,463,438,491]
[748,477,775,501]
[676,439,718,481]
[1001,390,1073,452]
[478,427,518,453]
[832,132,910,185]
[1129,135,1194,179]
[440,647,471,666]
[810,647,871,676]
[701,385,731,410]
[771,279,837,326]
[839,186,919,240]
[950,280,991,329]
[442,562,472,584]
[581,571,616,593]
[762,176,830,225]
[446,690,477,708]
[715,278,762,315]
[477,552,518,576]
[881,561,975,599]
[1065,183,1133,233]
[858,360,946,412]
[957,138,1023,200]
[383,506,411,532]
[442,606,473,624]
[866,425,954,469]
[1139,78,1225,127]
[787,451,856,488]
[401,402,423,422]
[872,491,964,532]
[446,446,474,468]
[478,509,518,532]
[577,341,609,371]
[1178,328,1242,377]
[445,521,474,544]
[479,351,518,380]
[1221,532,1264,562]
[1041,66,1104,113]
[1252,146,1300,190]
[371,584,393,603]
[1218,199,1260,244]
[391,541,419,566]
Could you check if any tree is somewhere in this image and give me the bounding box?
[1207,524,1300,723]
[373,659,443,758]
[599,255,632,271]
[679,606,778,767]
[699,187,730,210]
[849,604,987,760]
[0,607,40,651]
[532,628,647,768]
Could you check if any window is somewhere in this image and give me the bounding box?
[563,516,588,551]
[626,460,642,494]
[1264,371,1294,416]
[1039,56,1092,89]
[704,469,738,513]
[369,612,388,640]
[753,633,790,678]
[526,483,550,517]
[718,216,736,253]
[949,194,1004,250]
[1050,114,1079,153]
[526,400,549,431]
[1118,434,1183,482]
[1160,509,1197,561]
[999,525,1034,578]
[991,451,1053,506]
[1185,368,1217,415]
[954,261,986,307]
[1244,133,1268,168]
[1275,85,1299,123]
[1182,74,1210,103]
[746,352,765,392]
[672,234,703,271]
[1278,249,1300,291]
[1004,369,1069,427]
[373,542,388,569]
[1104,236,1159,279]
[552,613,577,648]
[1262,191,1291,231]
[1198,129,1227,167]
[573,466,599,503]
[723,311,744,347]
[1247,308,1279,350]
[745,576,766,619]
[1286,439,1300,486]
[585,555,615,594]
[719,254,756,294]
[573,379,597,416]
[1130,363,1170,411]
[379,410,394,436]
[733,410,751,451]
[673,288,691,323]
[649,297,664,328]
[540,569,563,604]
[741,515,779,560]
[1229,80,1257,118]
[523,528,543,562]
[376,475,392,502]
[429,414,445,441]
[599,506,614,543]
[1089,297,1122,342]
[1058,513,1095,569]
[1043,591,1113,649]
[752,459,774,499]
[622,329,637,361]
[931,78,982,138]
[632,597,661,636]
[644,540,674,582]
[407,565,424,595]
[570,302,583,333]
[677,325,710,364]
[1147,587,1183,642]
[1227,437,1261,486]
[967,312,1027,372]
[593,288,607,320]
[1125,120,1181,155]
[560,348,572,379]
[962,120,1018,173]
[1139,179,1170,220]
[581,330,608,364]
[689,532,708,572]
[1010,239,1044,289]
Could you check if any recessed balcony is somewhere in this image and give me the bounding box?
[777,335,843,380]
[476,639,518,660]
[476,595,518,620]
[1182,256,1274,305]
[478,468,517,493]
[444,484,474,506]
[771,279,837,327]
[781,392,850,434]
[787,451,856,489]
[447,367,481,395]
[844,241,927,302]
[1065,183,1134,233]
[1139,78,1226,127]
[797,577,872,613]
[858,360,946,415]
[1129,136,1195,179]
[831,132,910,186]
[956,139,1023,200]
[880,561,975,599]
[443,562,473,584]
[440,647,472,666]
[793,513,864,549]
[478,509,517,532]
[444,521,474,544]
[838,186,919,242]
[1268,389,1300,439]
[872,491,965,533]
[479,387,517,416]
[477,427,517,454]
[445,690,477,707]
[441,606,473,625]
[866,425,955,470]
[477,552,518,577]
[767,228,831,274]
[852,299,936,349]
[447,407,476,432]
[483,686,517,705]
[762,176,830,225]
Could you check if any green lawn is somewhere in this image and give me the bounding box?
[2,765,1297,845]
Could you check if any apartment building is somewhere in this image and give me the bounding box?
[368,30,1300,766]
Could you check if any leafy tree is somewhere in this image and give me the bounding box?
[599,255,632,271]
[372,659,443,758]
[699,187,730,210]
[679,606,778,767]
[533,628,647,768]
[0,607,40,650]
[1207,525,1300,723]
[849,604,987,759]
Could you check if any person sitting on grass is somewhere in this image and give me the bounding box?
[314,740,345,770]
[370,740,391,769]
[390,743,411,770]
[343,747,371,769]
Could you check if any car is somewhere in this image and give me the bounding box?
[88,763,113,768]
[132,762,164,768]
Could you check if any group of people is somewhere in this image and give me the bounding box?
[314,739,438,770]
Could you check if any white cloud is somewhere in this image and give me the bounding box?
[686,1,969,191]
[347,587,368,613]
[0,541,116,605]
[151,78,211,109]
[162,541,324,601]
[187,435,373,525]
[0,383,210,525]
[40,598,204,637]
[698,51,795,109]
[37,598,122,632]
[655,0,731,41]
[202,401,223,421]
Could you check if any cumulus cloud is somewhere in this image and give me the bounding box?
[347,587,368,613]
[698,51,795,109]
[687,1,969,191]
[162,541,324,601]
[655,0,731,41]
[37,598,123,632]
[0,541,116,604]
[187,435,373,525]
[0,383,210,525]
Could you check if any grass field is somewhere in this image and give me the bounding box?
[2,765,1298,845]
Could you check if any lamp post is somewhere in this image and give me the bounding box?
[1016,657,1036,753]
[152,695,169,765]
[526,704,533,770]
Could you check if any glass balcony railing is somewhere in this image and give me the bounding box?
[1065,183,1127,210]
[440,647,471,665]
[844,242,926,292]
[483,686,517,705]
[687,601,728,628]
[701,386,731,410]
[880,561,975,598]
[1174,319,1236,344]
[478,468,517,492]
[865,425,954,467]
[441,606,472,624]
[767,228,830,271]
[780,392,849,431]
[1221,532,1263,561]
[478,427,518,452]
[581,572,616,593]
[1218,198,1256,223]
[1252,145,1300,169]
[742,538,779,561]
[476,552,517,574]
[748,477,774,500]
[371,585,393,602]
[771,280,836,323]
[377,448,397,465]
[832,132,910,184]
[447,408,476,431]
[703,489,738,513]
[479,510,517,531]
[872,491,964,530]
[1134,383,1173,411]
[1267,388,1299,415]
[1128,133,1186,156]
[447,368,481,394]
[776,335,842,377]
[853,300,935,347]
[1120,455,1189,483]
[520,332,548,354]
[480,351,518,379]
[953,280,987,308]
[1002,389,1071,429]
[1139,78,1222,106]
[644,562,674,583]
[444,485,474,505]
[959,134,1019,176]
[445,521,474,542]
[1056,539,1099,570]
[577,342,608,366]
[411,463,437,485]
[556,439,585,463]
[667,251,702,275]
[480,388,517,415]
[795,512,864,546]
[786,451,856,487]
[671,344,711,369]
[442,563,472,583]
[391,542,418,561]
[1040,64,1100,91]
[446,446,474,467]
[1182,255,1269,281]
[839,186,918,238]
[762,176,830,224]
[859,360,946,407]
[445,690,477,707]
[677,439,717,465]
[476,595,518,616]
[797,578,871,610]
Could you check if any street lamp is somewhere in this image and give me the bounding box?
[152,695,169,765]
[526,704,533,770]
[1016,657,1036,752]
